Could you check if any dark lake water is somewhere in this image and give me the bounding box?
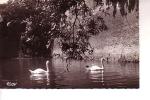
[0,58,139,89]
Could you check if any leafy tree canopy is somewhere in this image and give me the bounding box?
[0,0,138,59]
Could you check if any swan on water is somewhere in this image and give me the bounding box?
[29,60,50,75]
[86,58,105,71]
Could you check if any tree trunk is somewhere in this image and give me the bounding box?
[46,39,54,58]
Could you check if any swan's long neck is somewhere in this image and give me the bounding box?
[46,61,49,72]
[29,69,33,73]
[101,58,104,68]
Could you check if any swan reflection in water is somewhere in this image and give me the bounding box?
[30,73,50,86]
[88,70,104,84]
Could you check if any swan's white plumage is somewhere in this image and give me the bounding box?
[29,60,49,75]
[29,69,48,74]
[86,58,105,71]
[88,65,104,71]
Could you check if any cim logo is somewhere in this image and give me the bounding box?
[6,81,17,87]
[2,80,18,87]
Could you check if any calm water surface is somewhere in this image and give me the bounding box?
[0,58,139,88]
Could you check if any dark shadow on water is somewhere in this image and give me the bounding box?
[0,59,20,88]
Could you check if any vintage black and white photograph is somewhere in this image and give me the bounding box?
[0,0,139,89]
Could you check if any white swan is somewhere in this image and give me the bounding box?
[29,60,50,75]
[86,58,105,71]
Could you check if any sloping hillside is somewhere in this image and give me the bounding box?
[89,8,139,62]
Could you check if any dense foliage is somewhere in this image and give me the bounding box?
[0,0,138,59]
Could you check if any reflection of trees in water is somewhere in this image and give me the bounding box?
[47,59,56,88]
[0,59,19,80]
[0,62,2,87]
[119,61,127,69]
[0,59,20,87]
[117,62,139,83]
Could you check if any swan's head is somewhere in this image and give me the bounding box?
[86,64,96,68]
[85,65,90,68]
[46,60,50,66]
[101,58,105,62]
